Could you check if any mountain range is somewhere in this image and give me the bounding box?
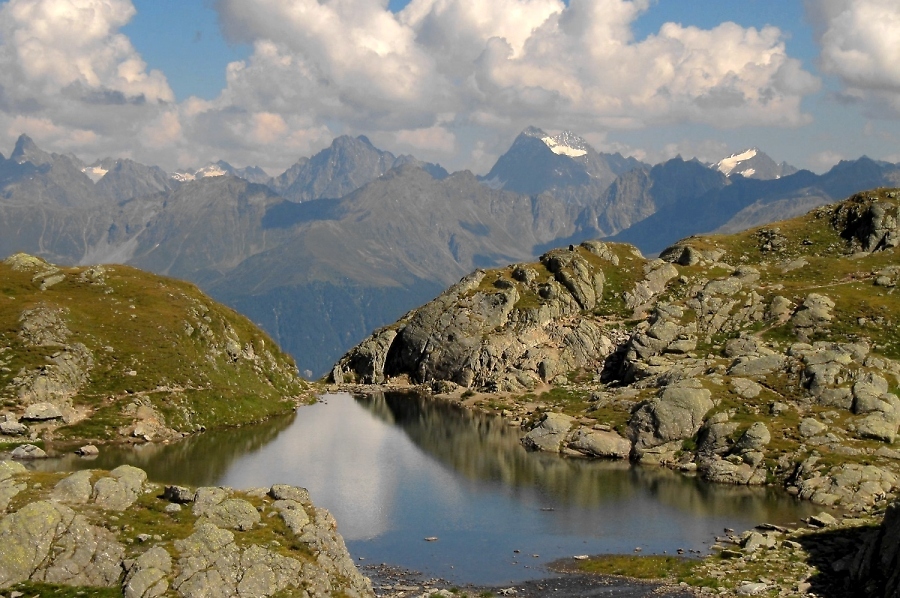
[0,130,897,375]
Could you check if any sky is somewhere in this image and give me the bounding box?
[0,0,899,176]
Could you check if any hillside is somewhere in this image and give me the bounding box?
[0,254,308,446]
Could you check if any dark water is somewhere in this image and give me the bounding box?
[37,392,822,585]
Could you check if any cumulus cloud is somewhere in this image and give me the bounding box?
[0,0,822,173]
[807,0,900,116]
[200,0,819,171]
[0,0,174,160]
[809,149,846,172]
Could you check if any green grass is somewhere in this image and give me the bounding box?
[6,582,122,597]
[0,258,307,442]
[587,245,647,318]
[576,554,706,583]
[0,440,44,451]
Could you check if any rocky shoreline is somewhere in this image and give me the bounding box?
[330,190,900,596]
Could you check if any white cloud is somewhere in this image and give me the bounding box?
[0,0,822,174]
[204,0,818,171]
[393,125,457,154]
[0,0,174,160]
[808,149,845,172]
[808,0,900,115]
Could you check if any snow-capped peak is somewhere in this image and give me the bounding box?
[716,148,758,176]
[540,131,589,158]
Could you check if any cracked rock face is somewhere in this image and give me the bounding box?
[0,500,125,588]
[173,522,304,598]
[333,243,622,391]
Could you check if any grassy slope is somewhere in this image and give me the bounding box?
[0,256,310,443]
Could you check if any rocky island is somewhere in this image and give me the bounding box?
[333,188,900,596]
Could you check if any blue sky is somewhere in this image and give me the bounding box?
[1,0,898,175]
[121,0,249,101]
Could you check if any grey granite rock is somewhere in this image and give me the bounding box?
[51,470,94,504]
[92,464,146,510]
[629,383,713,453]
[567,428,631,459]
[0,500,124,587]
[522,412,575,453]
[201,498,260,531]
[21,402,62,421]
[10,444,46,459]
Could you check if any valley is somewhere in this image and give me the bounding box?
[1,131,898,376]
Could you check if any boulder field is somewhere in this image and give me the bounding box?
[0,461,373,598]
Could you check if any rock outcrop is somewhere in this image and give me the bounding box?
[0,463,373,598]
[333,242,626,391]
[851,500,900,598]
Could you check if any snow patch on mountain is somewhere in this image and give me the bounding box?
[170,163,229,182]
[81,166,108,183]
[197,164,228,178]
[716,148,758,176]
[542,137,587,157]
[171,171,196,183]
[540,131,589,158]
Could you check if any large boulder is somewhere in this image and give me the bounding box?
[200,498,261,531]
[21,402,63,421]
[91,465,147,511]
[522,412,575,453]
[567,428,631,459]
[51,470,94,504]
[629,382,713,455]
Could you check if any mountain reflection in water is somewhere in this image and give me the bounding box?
[37,392,822,584]
[358,392,811,524]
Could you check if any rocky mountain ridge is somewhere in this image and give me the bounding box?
[3,132,900,380]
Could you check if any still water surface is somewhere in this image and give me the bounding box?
[42,392,822,584]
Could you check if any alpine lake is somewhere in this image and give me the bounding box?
[35,392,823,586]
